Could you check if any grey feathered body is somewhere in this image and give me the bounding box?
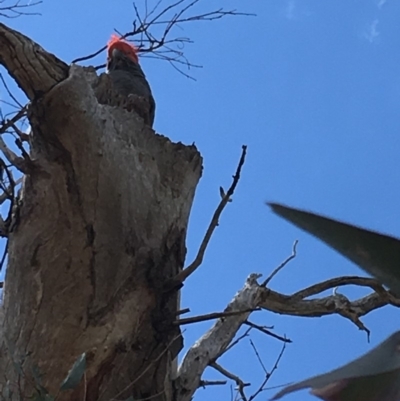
[107,49,155,127]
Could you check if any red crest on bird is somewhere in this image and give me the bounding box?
[107,34,139,64]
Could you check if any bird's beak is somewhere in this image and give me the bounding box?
[107,48,124,70]
[112,48,123,59]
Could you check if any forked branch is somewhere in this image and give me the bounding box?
[176,246,400,400]
[0,0,42,19]
[171,145,247,285]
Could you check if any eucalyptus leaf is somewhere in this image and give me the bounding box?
[271,331,400,400]
[268,203,400,294]
[60,352,86,391]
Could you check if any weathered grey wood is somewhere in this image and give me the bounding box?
[176,274,264,401]
[0,22,68,100]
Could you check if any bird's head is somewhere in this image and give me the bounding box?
[106,34,139,71]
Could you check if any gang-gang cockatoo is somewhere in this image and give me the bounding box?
[106,34,155,127]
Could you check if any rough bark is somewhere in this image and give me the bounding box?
[0,23,202,401]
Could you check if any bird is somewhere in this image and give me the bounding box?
[106,34,155,128]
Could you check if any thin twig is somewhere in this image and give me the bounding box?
[211,362,250,401]
[0,177,23,205]
[175,308,257,326]
[0,106,28,136]
[0,241,8,270]
[0,158,17,223]
[172,145,247,284]
[250,339,268,373]
[261,240,298,287]
[225,327,252,353]
[175,308,190,316]
[0,0,42,18]
[248,341,287,401]
[71,46,107,64]
[244,321,291,343]
[11,122,30,142]
[14,138,30,160]
[0,135,29,173]
[199,380,227,388]
[71,1,254,78]
[0,72,23,108]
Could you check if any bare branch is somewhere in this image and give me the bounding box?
[260,275,400,335]
[199,379,227,388]
[249,339,268,374]
[248,341,287,401]
[211,362,250,401]
[0,134,30,173]
[171,145,247,285]
[0,240,8,272]
[71,1,254,78]
[225,327,252,353]
[175,308,258,326]
[176,274,263,401]
[14,138,30,160]
[261,240,298,287]
[0,0,42,19]
[71,46,107,65]
[176,267,398,399]
[176,269,400,400]
[291,276,386,300]
[175,308,190,316]
[0,108,33,173]
[0,176,22,205]
[0,105,27,136]
[244,321,291,343]
[0,72,23,108]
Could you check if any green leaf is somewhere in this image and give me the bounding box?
[271,331,400,400]
[268,203,400,294]
[60,352,86,391]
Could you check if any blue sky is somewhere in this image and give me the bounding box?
[2,1,400,400]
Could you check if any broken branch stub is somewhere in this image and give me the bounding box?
[0,23,68,100]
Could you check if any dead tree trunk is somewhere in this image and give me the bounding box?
[0,23,202,401]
